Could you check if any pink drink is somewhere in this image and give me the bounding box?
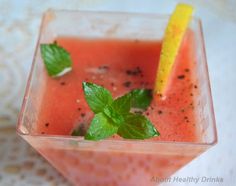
[17,10,217,186]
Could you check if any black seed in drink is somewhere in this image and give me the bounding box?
[177,75,185,79]
[126,70,132,75]
[158,110,163,115]
[185,68,190,72]
[123,81,132,88]
[60,82,66,86]
[125,67,142,76]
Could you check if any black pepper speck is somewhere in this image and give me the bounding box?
[185,68,190,72]
[177,75,185,79]
[158,110,163,115]
[60,82,66,86]
[123,81,132,88]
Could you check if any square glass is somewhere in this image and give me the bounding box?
[17,10,217,186]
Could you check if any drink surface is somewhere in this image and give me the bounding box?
[36,32,198,142]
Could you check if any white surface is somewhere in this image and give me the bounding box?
[0,0,235,185]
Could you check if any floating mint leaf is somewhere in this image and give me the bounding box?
[82,82,113,113]
[117,113,159,139]
[130,89,153,110]
[40,43,72,77]
[103,105,124,126]
[112,94,132,114]
[85,113,118,140]
[103,94,131,126]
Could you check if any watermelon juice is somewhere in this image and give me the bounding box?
[36,33,198,185]
[17,10,217,186]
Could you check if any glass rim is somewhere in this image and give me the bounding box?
[16,9,217,148]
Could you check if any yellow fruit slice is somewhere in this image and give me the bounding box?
[154,4,194,95]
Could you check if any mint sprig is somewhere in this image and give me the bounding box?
[40,43,72,77]
[79,82,159,141]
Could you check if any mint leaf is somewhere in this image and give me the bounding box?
[85,113,118,140]
[103,94,131,126]
[103,105,124,126]
[82,82,113,113]
[40,43,72,77]
[117,113,159,139]
[112,94,132,114]
[129,89,153,110]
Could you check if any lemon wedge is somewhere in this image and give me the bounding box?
[154,4,194,95]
